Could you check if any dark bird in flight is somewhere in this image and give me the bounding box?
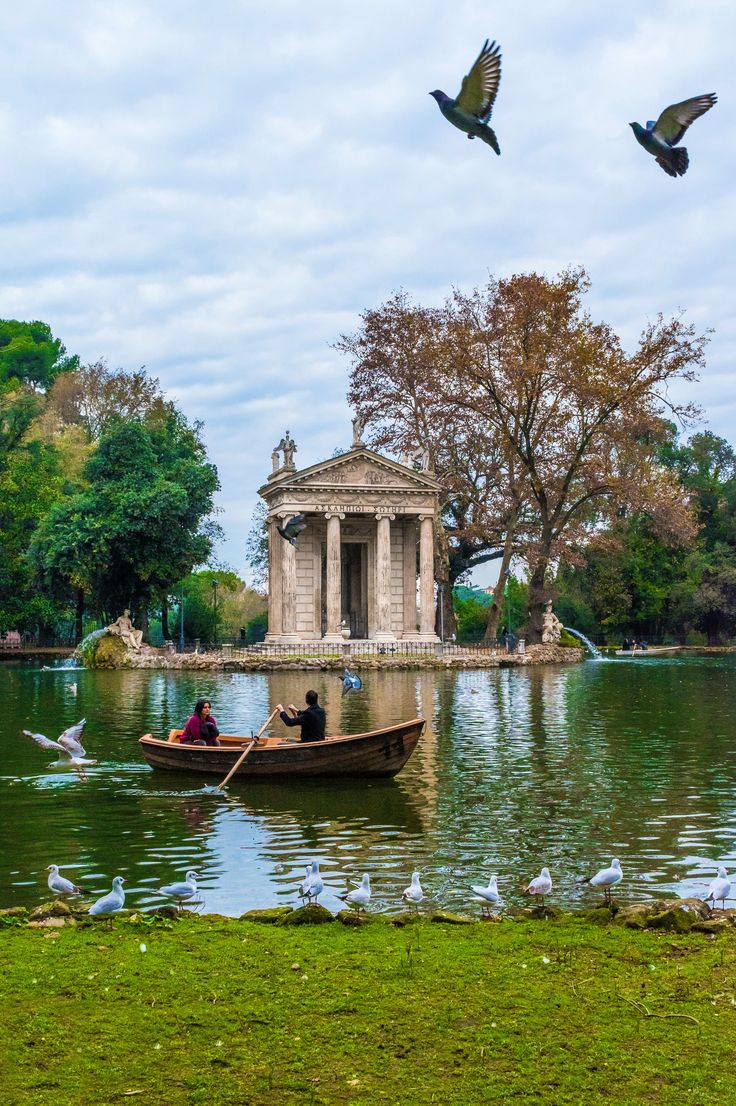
[430,39,502,154]
[277,514,307,546]
[630,93,717,177]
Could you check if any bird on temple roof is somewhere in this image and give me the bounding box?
[429,39,502,155]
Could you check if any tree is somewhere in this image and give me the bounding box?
[0,319,78,390]
[443,268,704,640]
[31,412,220,622]
[47,360,169,440]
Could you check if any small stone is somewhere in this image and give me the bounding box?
[239,907,294,924]
[277,904,334,926]
[0,906,28,919]
[29,900,72,921]
[337,910,371,927]
[430,910,475,925]
[27,916,72,929]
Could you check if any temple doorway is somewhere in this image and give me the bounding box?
[320,541,368,639]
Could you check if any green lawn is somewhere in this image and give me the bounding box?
[1,913,734,1105]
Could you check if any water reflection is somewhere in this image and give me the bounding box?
[2,655,736,914]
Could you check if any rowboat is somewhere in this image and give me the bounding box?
[614,646,683,657]
[139,718,425,779]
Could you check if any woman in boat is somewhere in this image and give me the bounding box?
[180,699,220,746]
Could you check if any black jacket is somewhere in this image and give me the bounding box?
[279,704,326,742]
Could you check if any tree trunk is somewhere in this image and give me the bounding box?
[74,588,85,643]
[484,533,516,643]
[435,582,456,640]
[526,557,550,644]
[161,597,170,640]
[139,608,149,640]
[434,527,458,640]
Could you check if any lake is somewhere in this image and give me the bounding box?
[2,654,735,915]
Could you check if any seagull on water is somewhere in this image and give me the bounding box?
[158,871,199,905]
[47,864,83,896]
[524,867,552,907]
[705,866,732,912]
[340,668,362,697]
[22,719,95,773]
[471,874,501,916]
[89,876,126,916]
[580,858,623,904]
[402,872,424,910]
[299,861,324,906]
[340,873,371,912]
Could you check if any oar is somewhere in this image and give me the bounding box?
[215,707,280,791]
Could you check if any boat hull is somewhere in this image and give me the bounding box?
[139,719,425,779]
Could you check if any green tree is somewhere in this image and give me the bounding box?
[0,319,78,390]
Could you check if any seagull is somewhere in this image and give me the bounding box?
[471,874,501,916]
[340,668,362,697]
[277,514,307,547]
[46,864,83,896]
[580,858,623,904]
[430,39,502,154]
[402,872,424,910]
[22,719,95,774]
[340,873,371,912]
[299,861,324,906]
[630,93,717,177]
[524,867,552,907]
[158,870,199,905]
[705,866,732,912]
[89,876,126,916]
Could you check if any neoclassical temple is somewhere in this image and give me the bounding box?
[258,425,442,643]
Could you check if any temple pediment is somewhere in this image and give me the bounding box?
[259,448,442,497]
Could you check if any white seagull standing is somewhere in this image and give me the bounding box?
[402,872,424,910]
[47,864,83,896]
[158,871,199,906]
[581,858,623,904]
[22,719,95,777]
[524,867,552,907]
[89,876,126,916]
[471,874,501,916]
[705,866,732,912]
[341,873,371,912]
[299,861,324,906]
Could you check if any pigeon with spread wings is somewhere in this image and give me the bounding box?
[22,719,96,771]
[430,39,502,154]
[277,514,307,547]
[630,93,716,177]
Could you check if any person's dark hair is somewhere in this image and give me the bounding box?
[194,698,211,717]
[305,690,318,706]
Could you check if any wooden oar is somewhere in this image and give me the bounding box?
[215,707,280,791]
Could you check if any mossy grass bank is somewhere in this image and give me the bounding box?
[1,911,735,1105]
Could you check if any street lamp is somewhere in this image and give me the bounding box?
[179,587,185,652]
[211,578,219,644]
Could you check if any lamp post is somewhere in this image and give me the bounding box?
[179,587,185,652]
[211,578,219,645]
[438,583,445,642]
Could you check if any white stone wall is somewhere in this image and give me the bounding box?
[295,525,317,636]
[390,523,404,634]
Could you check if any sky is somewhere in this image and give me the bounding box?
[1,1,734,587]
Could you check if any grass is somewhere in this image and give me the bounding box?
[1,913,735,1105]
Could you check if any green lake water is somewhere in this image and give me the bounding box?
[2,654,735,915]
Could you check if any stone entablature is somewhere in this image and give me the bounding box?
[258,438,442,644]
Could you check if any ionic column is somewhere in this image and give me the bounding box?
[323,513,343,642]
[419,515,437,640]
[402,517,418,637]
[374,514,396,642]
[281,517,299,642]
[265,517,283,640]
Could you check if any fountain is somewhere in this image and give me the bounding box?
[564,627,605,660]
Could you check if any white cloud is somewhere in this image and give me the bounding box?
[0,0,733,582]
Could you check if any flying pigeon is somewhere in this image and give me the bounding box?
[339,668,362,697]
[705,866,731,912]
[523,866,552,906]
[402,872,424,909]
[340,873,371,912]
[277,514,307,547]
[299,860,324,906]
[158,870,199,904]
[430,39,502,154]
[22,719,96,770]
[471,874,501,916]
[46,864,83,896]
[89,876,126,916]
[579,858,623,904]
[630,93,716,177]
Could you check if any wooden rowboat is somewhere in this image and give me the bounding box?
[614,646,683,657]
[139,718,425,779]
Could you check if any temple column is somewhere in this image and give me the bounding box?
[418,514,438,641]
[265,517,283,641]
[281,517,299,643]
[402,517,419,638]
[322,513,343,642]
[374,514,396,642]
